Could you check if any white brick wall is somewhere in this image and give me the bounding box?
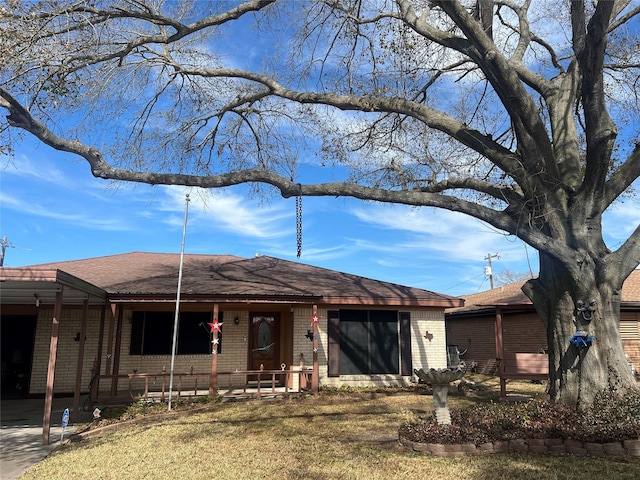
[30,306,104,394]
[410,309,447,371]
[115,308,250,392]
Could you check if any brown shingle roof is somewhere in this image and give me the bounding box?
[32,252,241,293]
[451,269,640,313]
[30,252,462,307]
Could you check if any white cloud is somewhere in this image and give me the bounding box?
[602,197,640,246]
[2,152,67,185]
[159,186,293,239]
[0,191,134,231]
[274,243,349,262]
[350,204,525,263]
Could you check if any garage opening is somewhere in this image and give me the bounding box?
[1,315,37,398]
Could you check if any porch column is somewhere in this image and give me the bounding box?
[495,307,506,398]
[209,303,219,397]
[93,305,107,401]
[311,304,319,394]
[42,289,64,445]
[72,299,90,423]
[104,304,116,380]
[111,306,124,397]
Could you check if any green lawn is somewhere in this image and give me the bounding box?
[22,377,640,480]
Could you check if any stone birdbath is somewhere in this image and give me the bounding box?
[414,367,466,425]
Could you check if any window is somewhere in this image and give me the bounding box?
[337,310,399,375]
[621,312,640,340]
[130,311,223,355]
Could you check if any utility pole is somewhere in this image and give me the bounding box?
[484,253,500,289]
[0,236,13,267]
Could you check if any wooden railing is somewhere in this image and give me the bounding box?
[499,353,549,380]
[498,353,548,398]
[93,368,314,403]
[219,368,313,399]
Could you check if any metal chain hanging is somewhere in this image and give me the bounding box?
[296,193,303,258]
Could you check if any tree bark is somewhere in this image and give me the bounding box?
[524,254,636,408]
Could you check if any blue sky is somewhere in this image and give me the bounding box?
[2,137,639,297]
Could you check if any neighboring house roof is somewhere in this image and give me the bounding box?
[448,269,640,315]
[3,252,462,308]
[623,270,640,303]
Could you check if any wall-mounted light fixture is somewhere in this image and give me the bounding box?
[234,316,240,325]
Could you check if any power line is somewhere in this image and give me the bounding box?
[441,272,486,293]
[475,275,488,293]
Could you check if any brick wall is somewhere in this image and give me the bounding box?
[411,308,447,371]
[292,306,318,372]
[114,307,252,392]
[28,304,450,394]
[503,313,547,354]
[446,314,497,374]
[30,306,104,395]
[26,302,640,396]
[319,307,447,388]
[448,310,639,376]
[624,340,640,372]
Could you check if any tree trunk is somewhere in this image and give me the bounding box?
[524,254,636,408]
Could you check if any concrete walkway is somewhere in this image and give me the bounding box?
[0,398,88,479]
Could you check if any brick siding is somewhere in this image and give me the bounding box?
[447,310,640,375]
[27,304,449,394]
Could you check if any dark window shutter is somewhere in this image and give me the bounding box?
[129,311,144,355]
[339,315,369,374]
[369,310,399,374]
[327,310,340,377]
[143,311,173,355]
[400,312,412,376]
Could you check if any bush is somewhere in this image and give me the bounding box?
[399,389,640,445]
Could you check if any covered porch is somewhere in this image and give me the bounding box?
[0,267,323,445]
[3,253,460,447]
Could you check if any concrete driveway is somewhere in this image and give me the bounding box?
[0,398,86,479]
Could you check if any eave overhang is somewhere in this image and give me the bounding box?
[0,267,107,305]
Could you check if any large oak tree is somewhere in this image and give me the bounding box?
[1,0,639,407]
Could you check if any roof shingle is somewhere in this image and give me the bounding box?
[29,252,462,307]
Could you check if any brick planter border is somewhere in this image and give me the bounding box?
[399,435,640,459]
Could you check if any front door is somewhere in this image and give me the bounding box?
[249,313,280,372]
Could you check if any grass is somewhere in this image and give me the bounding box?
[21,376,640,480]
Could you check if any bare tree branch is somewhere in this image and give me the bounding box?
[604,143,640,209]
[3,0,639,405]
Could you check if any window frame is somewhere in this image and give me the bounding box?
[330,309,404,376]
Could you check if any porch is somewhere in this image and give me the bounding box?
[89,367,316,404]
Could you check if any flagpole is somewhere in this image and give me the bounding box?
[168,193,190,410]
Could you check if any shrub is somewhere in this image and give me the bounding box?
[399,389,640,445]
